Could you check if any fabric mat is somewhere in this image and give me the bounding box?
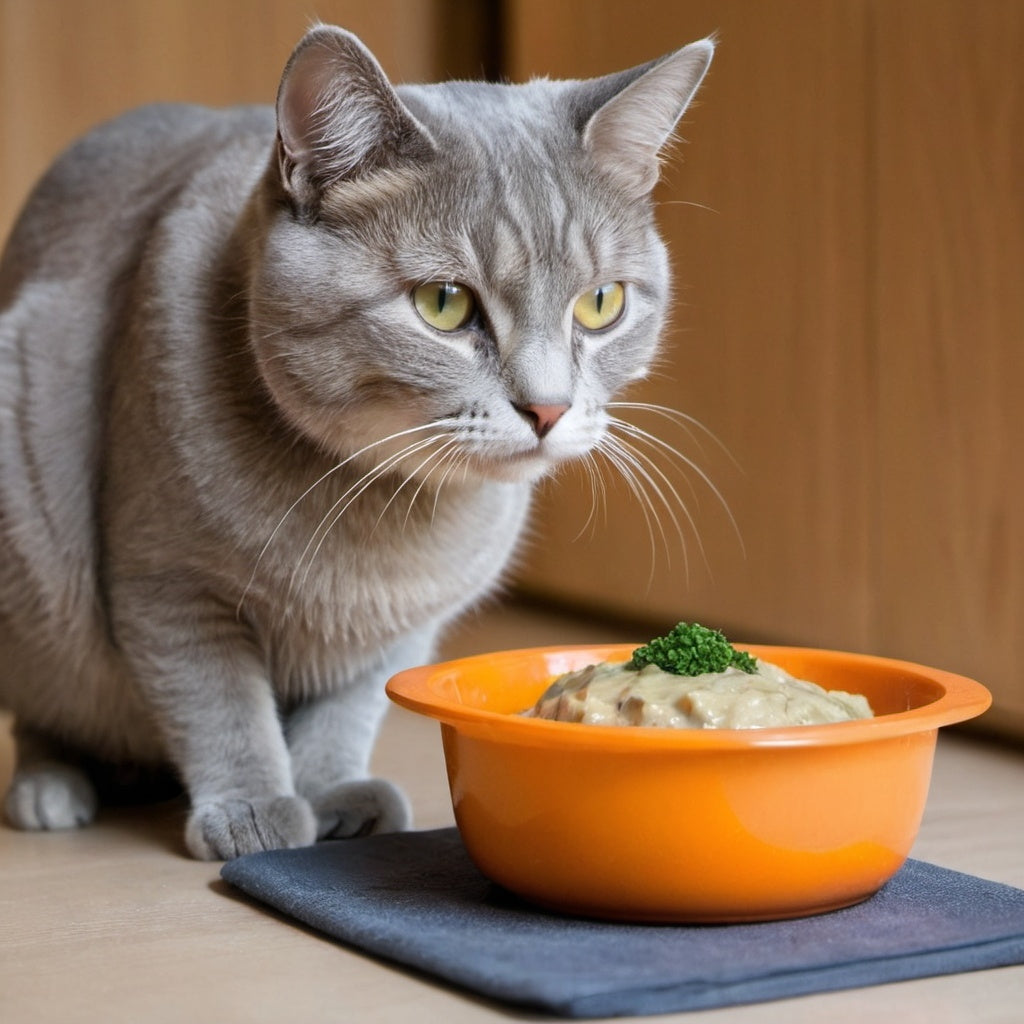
[220,827,1024,1018]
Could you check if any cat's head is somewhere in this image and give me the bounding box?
[249,25,712,486]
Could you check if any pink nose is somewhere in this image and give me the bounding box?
[516,403,570,439]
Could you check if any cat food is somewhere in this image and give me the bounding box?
[524,659,873,728]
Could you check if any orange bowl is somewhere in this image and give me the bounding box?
[386,644,991,923]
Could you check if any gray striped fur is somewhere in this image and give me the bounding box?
[0,26,712,858]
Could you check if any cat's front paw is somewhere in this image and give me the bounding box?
[312,778,411,840]
[4,764,98,830]
[185,795,317,860]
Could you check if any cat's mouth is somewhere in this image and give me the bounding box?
[442,405,604,485]
[478,449,556,483]
[331,403,595,488]
[461,434,594,485]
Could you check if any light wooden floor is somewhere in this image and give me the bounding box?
[2,601,1023,1024]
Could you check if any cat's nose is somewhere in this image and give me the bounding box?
[515,402,571,439]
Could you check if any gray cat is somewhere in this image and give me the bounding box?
[0,25,713,859]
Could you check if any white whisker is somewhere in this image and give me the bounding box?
[601,433,691,580]
[607,401,740,469]
[606,432,697,542]
[370,435,461,533]
[655,198,719,215]
[237,420,456,616]
[290,433,450,596]
[401,437,463,529]
[592,436,672,586]
[571,451,610,543]
[609,415,743,555]
[430,448,473,524]
[563,400,745,589]
[610,418,701,508]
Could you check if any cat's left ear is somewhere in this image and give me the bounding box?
[579,38,714,198]
[275,25,434,215]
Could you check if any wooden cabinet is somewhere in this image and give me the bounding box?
[2,1,1020,736]
[505,0,1024,737]
[871,2,1024,736]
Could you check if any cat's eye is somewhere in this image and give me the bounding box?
[573,282,626,331]
[412,281,476,332]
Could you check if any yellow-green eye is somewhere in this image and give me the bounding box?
[412,281,476,332]
[573,282,625,331]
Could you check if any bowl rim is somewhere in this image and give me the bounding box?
[386,643,992,750]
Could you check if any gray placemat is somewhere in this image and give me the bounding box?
[220,827,1024,1018]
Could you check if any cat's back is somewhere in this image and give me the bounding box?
[1,102,274,295]
[0,102,274,697]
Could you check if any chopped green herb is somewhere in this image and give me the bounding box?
[629,621,758,676]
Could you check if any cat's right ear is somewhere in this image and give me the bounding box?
[275,26,434,217]
[578,38,715,199]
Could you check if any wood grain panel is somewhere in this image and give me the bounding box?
[505,0,874,649]
[4,0,1019,733]
[873,0,1024,730]
[0,0,472,242]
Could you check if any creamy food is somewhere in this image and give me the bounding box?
[525,659,873,729]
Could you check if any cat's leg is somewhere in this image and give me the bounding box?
[168,651,318,860]
[170,653,317,860]
[113,585,316,860]
[285,631,434,839]
[286,670,412,839]
[3,726,98,831]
